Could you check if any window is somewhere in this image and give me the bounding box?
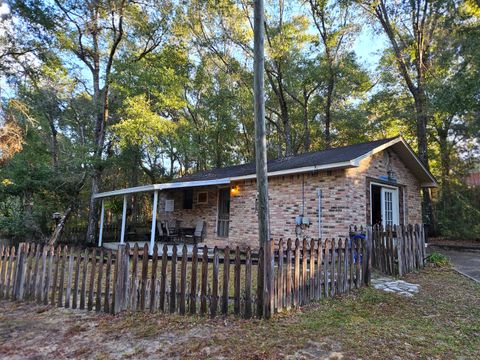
[183,189,193,209]
[197,191,208,204]
[165,199,174,212]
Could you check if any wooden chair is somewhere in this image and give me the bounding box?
[164,220,179,243]
[184,220,205,244]
[156,221,165,241]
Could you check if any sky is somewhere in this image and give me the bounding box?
[0,1,388,104]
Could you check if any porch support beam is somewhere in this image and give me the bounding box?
[149,190,159,255]
[98,199,105,247]
[120,195,127,244]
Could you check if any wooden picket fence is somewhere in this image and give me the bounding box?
[370,224,426,276]
[0,237,370,318]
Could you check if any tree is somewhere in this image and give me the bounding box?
[309,0,361,147]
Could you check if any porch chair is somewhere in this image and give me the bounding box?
[157,221,165,241]
[164,220,180,243]
[184,220,205,244]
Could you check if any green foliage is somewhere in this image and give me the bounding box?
[426,252,450,267]
[0,0,479,241]
[435,185,480,240]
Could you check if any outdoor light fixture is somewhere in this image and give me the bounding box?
[231,185,240,196]
[387,168,396,181]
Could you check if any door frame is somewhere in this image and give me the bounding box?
[216,187,231,237]
[369,181,403,227]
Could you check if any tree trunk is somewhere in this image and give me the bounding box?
[303,92,310,152]
[324,73,334,149]
[49,206,73,246]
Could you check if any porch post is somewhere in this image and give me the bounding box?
[98,199,105,247]
[120,195,127,244]
[149,190,159,255]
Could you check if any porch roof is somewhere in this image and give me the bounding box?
[92,178,230,199]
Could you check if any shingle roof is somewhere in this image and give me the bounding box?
[173,137,397,182]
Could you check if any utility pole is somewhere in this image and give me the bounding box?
[253,0,273,319]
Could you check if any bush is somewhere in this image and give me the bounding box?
[426,252,450,267]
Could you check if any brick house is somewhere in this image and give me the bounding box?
[95,136,437,251]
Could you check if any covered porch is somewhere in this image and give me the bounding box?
[94,178,231,255]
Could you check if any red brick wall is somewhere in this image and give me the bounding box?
[157,147,422,249]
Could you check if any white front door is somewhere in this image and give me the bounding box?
[381,187,399,227]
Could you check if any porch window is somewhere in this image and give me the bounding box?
[183,189,193,209]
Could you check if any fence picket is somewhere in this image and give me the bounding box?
[222,246,230,315]
[56,246,68,307]
[330,239,336,297]
[169,245,177,314]
[199,245,208,315]
[190,245,198,315]
[24,245,34,300]
[256,246,264,318]
[244,247,252,319]
[323,239,329,297]
[37,247,47,303]
[211,246,219,317]
[6,246,16,300]
[293,239,300,307]
[316,239,322,300]
[80,248,88,310]
[73,248,81,309]
[277,239,284,312]
[0,246,9,299]
[140,244,149,311]
[286,239,292,309]
[87,248,96,311]
[301,239,307,304]
[160,244,168,312]
[104,250,112,313]
[233,246,240,315]
[337,239,343,293]
[131,244,139,310]
[180,245,187,315]
[65,247,75,308]
[309,240,315,301]
[50,246,60,305]
[95,249,104,311]
[44,246,54,305]
[150,244,158,313]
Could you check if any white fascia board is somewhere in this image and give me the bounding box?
[158,178,231,189]
[350,137,403,166]
[93,185,157,199]
[93,178,231,199]
[230,160,356,181]
[350,136,438,187]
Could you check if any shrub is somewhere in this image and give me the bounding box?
[426,252,450,267]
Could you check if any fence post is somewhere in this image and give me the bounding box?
[114,244,129,314]
[13,243,27,300]
[365,227,372,286]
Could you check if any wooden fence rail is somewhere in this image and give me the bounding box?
[368,224,426,276]
[0,237,371,318]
